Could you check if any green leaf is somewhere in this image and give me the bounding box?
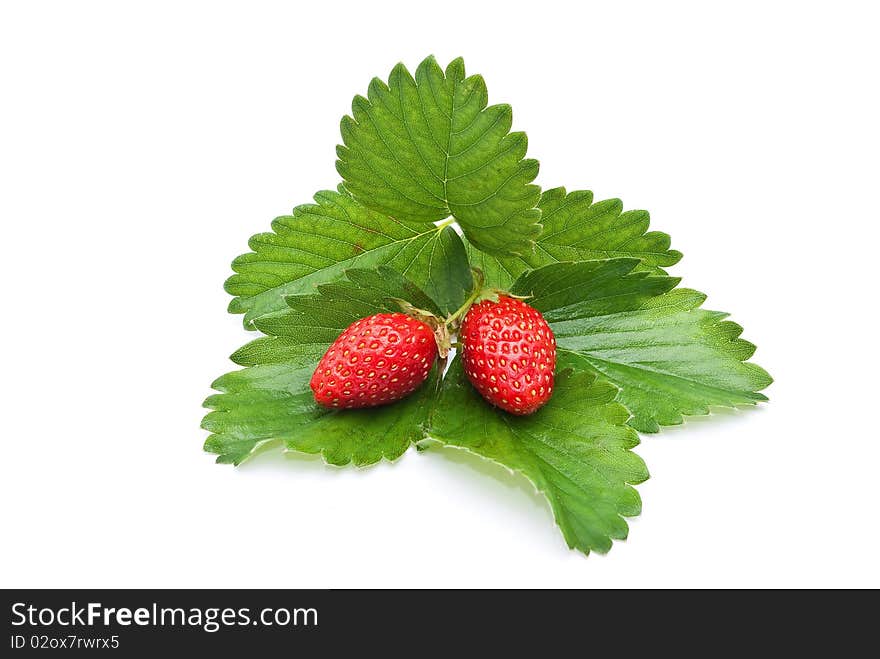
[428,356,648,555]
[225,188,471,328]
[467,187,682,288]
[336,55,542,257]
[234,266,444,366]
[415,223,474,316]
[510,259,773,432]
[204,268,444,465]
[203,361,439,467]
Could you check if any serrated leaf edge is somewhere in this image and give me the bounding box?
[423,370,648,556]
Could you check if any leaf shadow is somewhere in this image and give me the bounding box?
[232,439,408,478]
[420,443,550,517]
[224,437,557,542]
[644,404,770,439]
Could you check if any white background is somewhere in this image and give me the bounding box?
[2,1,878,588]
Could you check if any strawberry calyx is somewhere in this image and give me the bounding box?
[442,268,532,333]
[388,298,452,358]
[388,268,534,359]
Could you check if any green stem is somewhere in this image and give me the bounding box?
[444,268,485,329]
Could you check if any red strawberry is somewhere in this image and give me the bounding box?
[459,296,556,415]
[311,313,438,409]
